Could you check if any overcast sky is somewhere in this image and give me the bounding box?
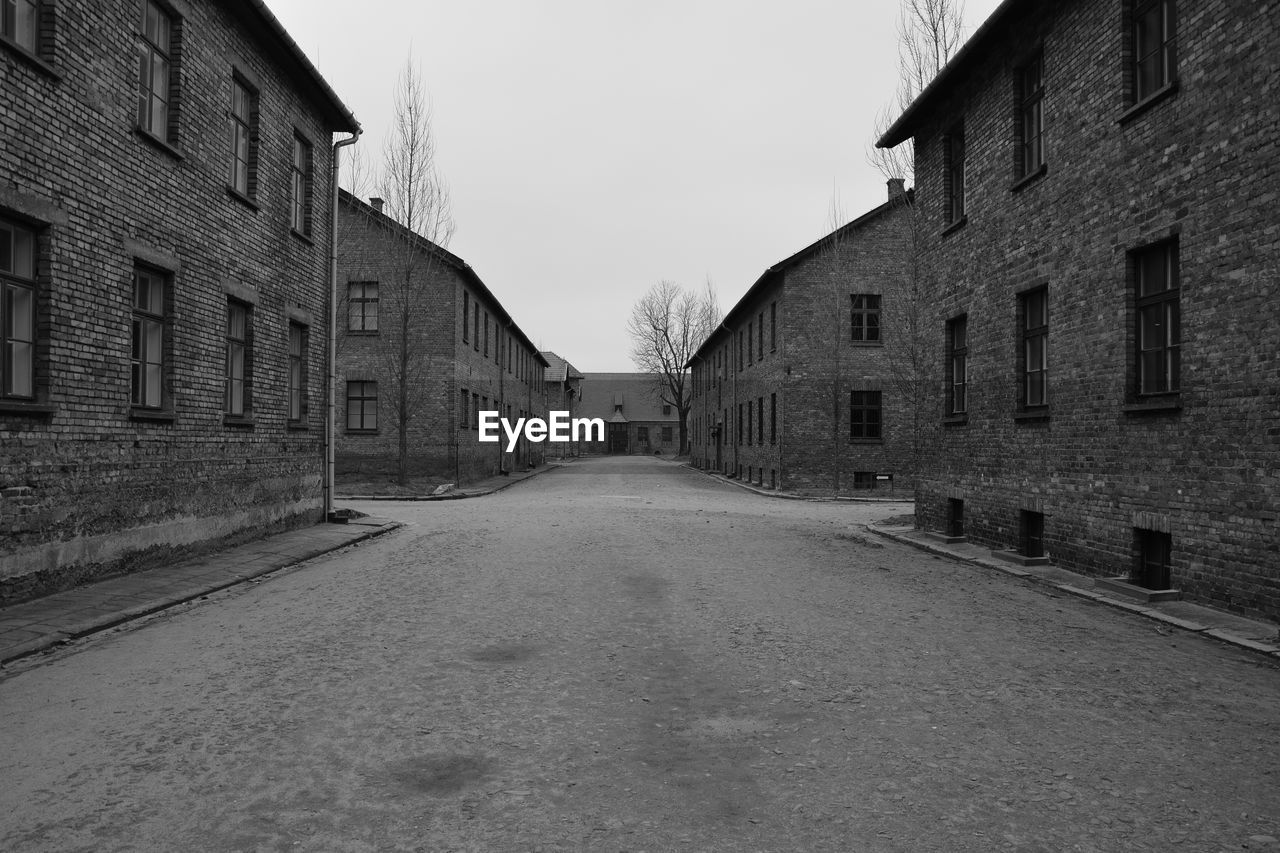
[267,0,1002,371]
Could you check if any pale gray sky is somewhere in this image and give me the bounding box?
[268,0,1003,370]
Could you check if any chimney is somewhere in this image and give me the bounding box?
[887,178,906,201]
[370,197,384,213]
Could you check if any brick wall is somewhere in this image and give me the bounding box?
[903,0,1280,618]
[0,0,355,603]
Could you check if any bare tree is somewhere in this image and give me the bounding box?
[868,0,966,184]
[627,280,721,455]
[338,58,454,485]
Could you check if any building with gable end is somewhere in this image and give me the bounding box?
[1,0,359,603]
[878,0,1279,618]
[575,373,680,456]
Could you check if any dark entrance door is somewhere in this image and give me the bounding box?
[608,423,629,454]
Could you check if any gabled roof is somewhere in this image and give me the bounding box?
[235,0,359,133]
[687,191,913,365]
[576,373,679,423]
[540,351,583,384]
[339,190,548,367]
[876,0,1026,148]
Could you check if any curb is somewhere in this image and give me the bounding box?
[866,523,1280,663]
[686,464,913,504]
[1,520,402,668]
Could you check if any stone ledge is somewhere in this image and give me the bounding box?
[1095,576,1181,603]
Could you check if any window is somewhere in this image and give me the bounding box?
[1134,242,1179,395]
[228,76,258,198]
[946,315,968,415]
[1020,288,1048,408]
[737,403,743,445]
[2,0,39,53]
[462,292,469,343]
[1132,0,1176,102]
[947,499,965,538]
[473,303,480,351]
[737,329,743,372]
[853,472,877,490]
[131,266,167,409]
[291,135,313,236]
[638,426,649,443]
[347,281,378,332]
[851,294,881,343]
[346,381,377,430]
[137,1,177,143]
[1016,51,1045,178]
[1134,528,1172,589]
[1,217,36,399]
[770,393,776,444]
[1021,511,1045,558]
[459,388,469,429]
[756,396,764,444]
[944,124,965,224]
[850,390,882,440]
[287,323,306,423]
[770,302,777,351]
[224,300,251,416]
[661,426,672,443]
[471,392,479,429]
[747,400,753,445]
[758,312,764,357]
[483,311,489,357]
[747,320,753,363]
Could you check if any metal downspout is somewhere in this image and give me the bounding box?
[326,128,362,522]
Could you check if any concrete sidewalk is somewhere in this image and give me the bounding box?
[0,514,401,668]
[869,522,1280,661]
[689,463,912,503]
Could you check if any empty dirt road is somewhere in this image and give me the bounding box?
[3,456,1279,852]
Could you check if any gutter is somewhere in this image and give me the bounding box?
[325,127,362,522]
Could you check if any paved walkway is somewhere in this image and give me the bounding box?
[0,515,402,667]
[869,522,1280,661]
[338,458,570,500]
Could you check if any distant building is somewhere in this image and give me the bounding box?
[687,183,916,495]
[877,0,1280,618]
[0,0,358,603]
[576,374,680,455]
[335,192,549,483]
[542,351,583,458]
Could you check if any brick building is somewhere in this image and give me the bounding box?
[575,374,679,456]
[687,185,917,495]
[1,0,358,603]
[878,0,1280,617]
[335,191,548,484]
[542,351,583,459]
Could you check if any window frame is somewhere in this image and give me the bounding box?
[1019,286,1049,411]
[1133,240,1180,398]
[1015,49,1045,181]
[850,294,882,344]
[347,281,378,333]
[946,315,968,418]
[1131,0,1177,105]
[130,264,169,412]
[1,216,38,401]
[228,74,259,201]
[346,380,378,432]
[224,298,252,418]
[770,392,776,444]
[136,0,180,146]
[1,0,40,56]
[849,389,883,441]
[944,123,966,227]
[290,133,314,237]
[770,301,776,352]
[287,322,307,424]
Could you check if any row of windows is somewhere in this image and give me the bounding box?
[941,0,1177,227]
[636,425,673,445]
[461,291,542,384]
[694,300,780,395]
[944,240,1179,418]
[730,393,780,447]
[5,1,317,236]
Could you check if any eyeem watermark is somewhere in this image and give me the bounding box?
[478,411,604,452]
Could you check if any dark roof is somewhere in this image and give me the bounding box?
[576,374,679,423]
[339,190,548,367]
[541,351,583,383]
[687,191,913,365]
[236,0,359,133]
[876,0,1025,148]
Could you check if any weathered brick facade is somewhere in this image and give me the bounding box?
[542,351,583,459]
[0,0,358,604]
[879,0,1280,618]
[687,188,918,496]
[335,192,548,484]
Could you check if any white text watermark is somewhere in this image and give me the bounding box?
[478,411,604,452]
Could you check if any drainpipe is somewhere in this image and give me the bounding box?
[326,127,362,522]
